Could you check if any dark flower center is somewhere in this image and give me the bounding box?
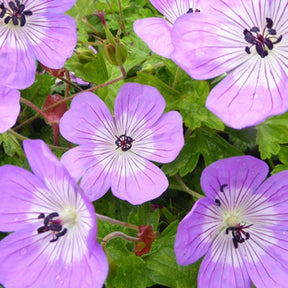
[244,17,282,58]
[115,134,134,152]
[37,212,67,243]
[226,223,252,249]
[0,0,33,27]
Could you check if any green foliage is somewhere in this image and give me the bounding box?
[65,50,109,84]
[146,221,199,288]
[163,127,242,176]
[256,112,288,159]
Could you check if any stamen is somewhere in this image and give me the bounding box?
[115,134,134,151]
[187,7,201,14]
[37,212,67,243]
[220,184,228,192]
[0,1,33,27]
[215,199,221,206]
[243,17,282,58]
[226,223,252,249]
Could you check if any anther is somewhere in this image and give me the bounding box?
[244,17,282,57]
[115,134,134,151]
[215,199,221,206]
[220,184,228,193]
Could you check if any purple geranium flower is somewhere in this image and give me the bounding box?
[0,86,20,133]
[0,0,77,89]
[133,0,202,58]
[171,0,288,129]
[0,140,108,288]
[175,156,288,288]
[60,83,184,205]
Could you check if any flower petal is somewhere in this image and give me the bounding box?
[133,17,174,58]
[200,156,268,201]
[0,87,20,133]
[150,0,193,23]
[249,170,288,229]
[29,14,76,69]
[198,233,251,288]
[241,229,288,288]
[206,58,288,129]
[26,0,77,14]
[60,92,115,145]
[175,198,220,265]
[115,83,165,135]
[0,42,36,89]
[61,146,113,201]
[0,226,108,288]
[111,153,168,205]
[0,166,48,231]
[171,13,248,80]
[133,111,184,163]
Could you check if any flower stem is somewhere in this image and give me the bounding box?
[96,213,139,231]
[20,97,46,118]
[175,174,203,199]
[57,75,82,92]
[172,66,181,89]
[101,231,139,249]
[8,129,69,151]
[117,0,126,35]
[42,66,127,112]
[105,0,123,32]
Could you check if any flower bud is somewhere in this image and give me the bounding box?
[76,47,98,64]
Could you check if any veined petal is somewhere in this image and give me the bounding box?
[60,92,116,145]
[241,229,288,288]
[0,87,20,133]
[248,170,288,229]
[115,83,166,135]
[27,14,76,69]
[0,38,36,89]
[111,153,168,205]
[0,166,49,231]
[200,156,268,202]
[0,226,107,288]
[206,57,288,129]
[171,13,248,79]
[23,140,97,242]
[150,0,196,23]
[175,198,220,265]
[198,233,251,288]
[61,146,113,202]
[25,0,77,14]
[132,111,184,163]
[133,17,174,58]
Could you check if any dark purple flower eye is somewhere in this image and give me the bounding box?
[115,134,134,151]
[243,17,282,58]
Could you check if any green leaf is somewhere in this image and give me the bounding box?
[0,132,24,158]
[130,72,181,111]
[128,202,160,230]
[163,127,242,176]
[272,146,288,174]
[177,80,224,131]
[226,126,257,151]
[256,112,288,159]
[146,221,200,288]
[109,255,148,288]
[65,51,109,84]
